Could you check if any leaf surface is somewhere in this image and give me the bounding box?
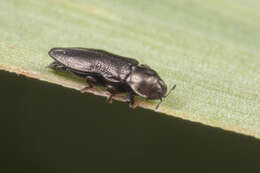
[0,0,260,137]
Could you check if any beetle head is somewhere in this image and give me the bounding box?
[126,65,167,99]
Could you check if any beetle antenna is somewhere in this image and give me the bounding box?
[156,84,176,109]
[156,98,163,110]
[164,84,176,98]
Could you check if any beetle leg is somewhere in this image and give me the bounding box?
[107,94,114,103]
[80,76,98,93]
[105,84,121,103]
[48,61,67,72]
[126,91,135,108]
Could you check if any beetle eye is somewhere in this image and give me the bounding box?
[158,80,167,95]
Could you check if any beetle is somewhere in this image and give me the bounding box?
[48,47,176,109]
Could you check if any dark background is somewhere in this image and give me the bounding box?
[1,71,260,173]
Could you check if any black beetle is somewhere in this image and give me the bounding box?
[48,47,176,109]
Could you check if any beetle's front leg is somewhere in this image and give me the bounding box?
[126,91,135,108]
[80,76,98,93]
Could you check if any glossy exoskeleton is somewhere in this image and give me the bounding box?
[48,47,176,108]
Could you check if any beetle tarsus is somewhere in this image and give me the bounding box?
[106,94,114,103]
[80,86,91,93]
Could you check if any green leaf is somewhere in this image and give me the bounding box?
[1,0,260,138]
